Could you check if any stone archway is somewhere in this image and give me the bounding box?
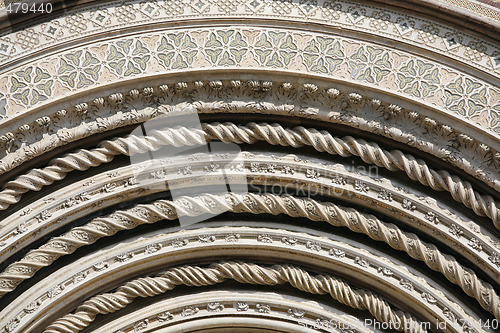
[0,1,499,332]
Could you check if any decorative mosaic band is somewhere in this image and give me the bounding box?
[1,27,499,135]
[0,0,499,72]
[441,0,500,13]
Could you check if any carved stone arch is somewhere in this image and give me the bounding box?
[88,289,376,333]
[0,1,499,333]
[4,224,480,332]
[0,154,498,287]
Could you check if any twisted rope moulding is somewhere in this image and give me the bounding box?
[1,122,499,228]
[0,193,498,321]
[42,261,426,333]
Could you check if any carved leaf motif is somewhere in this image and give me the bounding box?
[354,180,369,192]
[488,253,500,267]
[305,168,320,179]
[306,241,321,251]
[133,319,148,332]
[145,243,162,254]
[35,210,52,223]
[399,279,413,290]
[425,211,440,224]
[24,300,41,314]
[182,306,199,316]
[355,256,368,267]
[467,238,481,251]
[207,302,224,312]
[225,234,240,242]
[378,189,393,201]
[116,252,133,262]
[288,308,305,318]
[448,224,463,237]
[256,303,271,313]
[157,311,174,322]
[93,262,109,271]
[377,267,393,276]
[198,234,216,243]
[281,237,298,245]
[73,271,87,283]
[236,302,249,311]
[329,248,345,258]
[172,238,188,247]
[5,318,19,333]
[47,284,65,298]
[401,199,416,211]
[421,292,437,304]
[257,234,273,243]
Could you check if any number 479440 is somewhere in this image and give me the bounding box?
[5,2,53,14]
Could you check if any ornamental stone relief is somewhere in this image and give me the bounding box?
[2,226,480,333]
[0,27,500,140]
[2,80,499,200]
[0,1,498,332]
[2,27,500,135]
[3,152,497,274]
[1,187,498,325]
[0,0,499,72]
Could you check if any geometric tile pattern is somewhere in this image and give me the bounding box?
[2,0,498,11]
[0,0,499,75]
[441,0,500,11]
[2,27,499,135]
[474,0,500,6]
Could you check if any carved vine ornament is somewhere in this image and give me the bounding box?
[0,193,499,322]
[1,122,499,229]
[42,261,425,333]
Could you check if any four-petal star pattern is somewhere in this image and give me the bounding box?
[4,28,499,134]
[10,66,53,107]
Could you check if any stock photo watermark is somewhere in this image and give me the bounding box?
[129,108,249,226]
[124,105,383,228]
[3,0,53,14]
[296,318,499,332]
